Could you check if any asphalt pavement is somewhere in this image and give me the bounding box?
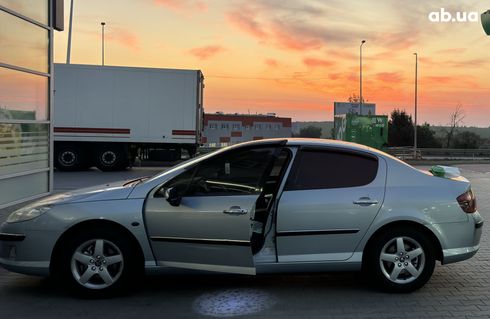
[0,164,490,318]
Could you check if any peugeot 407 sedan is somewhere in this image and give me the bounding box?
[0,138,483,295]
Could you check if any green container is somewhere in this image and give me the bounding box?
[334,114,388,149]
[429,165,445,177]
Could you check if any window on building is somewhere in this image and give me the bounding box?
[0,0,48,24]
[0,1,54,208]
[221,123,229,130]
[285,150,378,191]
[0,10,49,73]
[209,123,218,129]
[255,124,262,130]
[232,123,241,130]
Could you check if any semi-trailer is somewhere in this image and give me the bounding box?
[53,63,204,171]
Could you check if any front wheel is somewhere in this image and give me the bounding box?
[53,228,141,296]
[365,227,436,293]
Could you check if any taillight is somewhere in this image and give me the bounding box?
[457,189,477,213]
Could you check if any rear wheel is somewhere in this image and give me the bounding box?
[365,227,436,293]
[53,228,141,296]
[54,144,88,171]
[94,144,129,171]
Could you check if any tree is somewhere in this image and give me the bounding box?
[444,104,465,148]
[298,126,322,138]
[451,131,482,149]
[388,109,413,147]
[416,123,442,148]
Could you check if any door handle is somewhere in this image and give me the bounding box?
[353,197,379,206]
[223,206,248,215]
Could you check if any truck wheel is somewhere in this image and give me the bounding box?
[95,145,129,171]
[55,144,88,171]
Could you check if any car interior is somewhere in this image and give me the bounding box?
[251,149,291,254]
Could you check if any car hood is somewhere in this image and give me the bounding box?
[39,180,135,206]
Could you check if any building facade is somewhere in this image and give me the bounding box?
[203,113,292,147]
[0,0,63,208]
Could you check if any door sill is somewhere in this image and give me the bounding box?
[158,261,256,275]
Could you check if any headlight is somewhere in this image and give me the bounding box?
[7,206,51,223]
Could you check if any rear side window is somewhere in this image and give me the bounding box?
[285,149,378,190]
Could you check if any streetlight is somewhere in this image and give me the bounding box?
[101,22,106,66]
[360,40,366,115]
[414,52,418,159]
[66,0,74,64]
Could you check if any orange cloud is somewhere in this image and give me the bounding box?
[420,57,488,69]
[227,7,267,40]
[79,26,140,51]
[226,3,339,52]
[106,28,140,50]
[303,57,334,68]
[269,23,323,51]
[264,58,279,67]
[153,0,207,12]
[435,48,466,54]
[188,45,226,60]
[326,50,357,61]
[376,72,404,83]
[419,75,480,91]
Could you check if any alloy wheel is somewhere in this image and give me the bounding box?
[379,236,425,284]
[70,239,124,290]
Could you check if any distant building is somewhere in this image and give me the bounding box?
[203,112,292,147]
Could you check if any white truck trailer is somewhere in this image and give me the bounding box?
[53,64,204,171]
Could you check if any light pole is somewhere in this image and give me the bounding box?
[101,22,106,66]
[66,0,74,64]
[414,52,418,159]
[359,40,366,115]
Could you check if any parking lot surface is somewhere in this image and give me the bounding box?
[0,164,489,318]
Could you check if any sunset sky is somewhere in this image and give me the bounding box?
[53,0,490,127]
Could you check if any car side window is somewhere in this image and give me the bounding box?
[285,149,378,190]
[163,147,278,197]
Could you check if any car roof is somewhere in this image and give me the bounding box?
[230,138,383,156]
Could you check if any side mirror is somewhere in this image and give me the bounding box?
[165,187,182,207]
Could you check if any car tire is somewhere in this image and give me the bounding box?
[54,144,88,171]
[94,144,129,171]
[52,227,141,297]
[365,227,436,293]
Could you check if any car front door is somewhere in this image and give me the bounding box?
[144,145,280,275]
[276,147,387,262]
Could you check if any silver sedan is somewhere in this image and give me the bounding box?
[0,139,483,295]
